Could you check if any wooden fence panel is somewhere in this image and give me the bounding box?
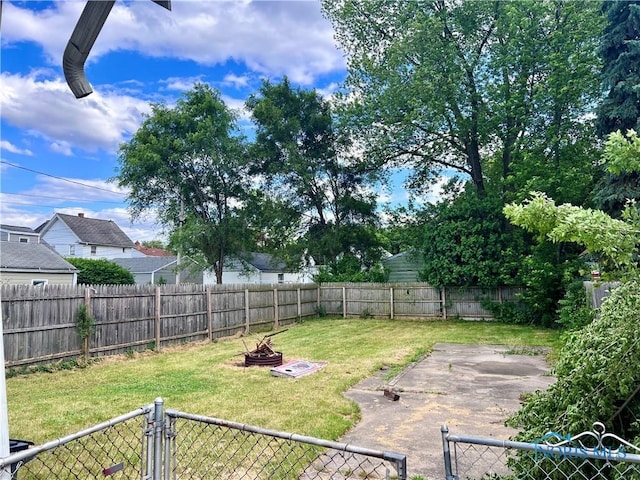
[90,285,156,357]
[210,285,245,338]
[393,284,442,318]
[1,282,522,368]
[1,284,84,365]
[318,285,344,316]
[345,284,390,317]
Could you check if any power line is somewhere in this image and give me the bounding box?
[0,160,126,195]
[1,192,125,204]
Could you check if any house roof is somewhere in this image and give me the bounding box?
[0,242,77,272]
[226,253,288,272]
[0,224,38,235]
[111,256,178,274]
[39,213,135,248]
[134,241,173,257]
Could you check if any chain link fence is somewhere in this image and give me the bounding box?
[0,404,154,479]
[442,424,640,480]
[0,400,406,480]
[165,410,407,479]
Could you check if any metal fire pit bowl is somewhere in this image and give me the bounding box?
[244,352,283,367]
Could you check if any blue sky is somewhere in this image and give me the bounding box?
[0,1,439,242]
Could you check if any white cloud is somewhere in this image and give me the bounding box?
[0,140,33,156]
[160,76,205,92]
[222,73,250,89]
[0,71,152,154]
[2,1,345,85]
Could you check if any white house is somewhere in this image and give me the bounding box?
[203,252,316,285]
[37,213,136,260]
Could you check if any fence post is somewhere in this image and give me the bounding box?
[390,287,394,320]
[273,288,279,329]
[441,425,458,480]
[244,289,250,333]
[206,287,213,341]
[155,287,161,352]
[342,286,347,318]
[297,288,302,319]
[83,288,91,361]
[152,397,164,480]
[442,287,448,320]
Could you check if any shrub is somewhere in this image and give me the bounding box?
[506,280,640,479]
[66,257,135,285]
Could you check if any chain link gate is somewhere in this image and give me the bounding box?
[0,399,407,479]
[442,423,640,479]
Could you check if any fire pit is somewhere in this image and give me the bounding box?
[243,331,286,367]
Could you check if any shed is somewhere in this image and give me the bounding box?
[382,250,425,282]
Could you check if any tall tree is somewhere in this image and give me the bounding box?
[597,1,640,135]
[116,84,251,283]
[246,78,384,270]
[593,1,640,217]
[322,0,603,198]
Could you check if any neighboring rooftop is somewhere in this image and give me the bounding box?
[111,256,178,273]
[0,224,38,235]
[134,241,173,257]
[227,253,289,272]
[0,242,77,271]
[38,213,135,248]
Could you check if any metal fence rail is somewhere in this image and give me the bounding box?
[0,399,406,480]
[165,410,407,480]
[442,423,640,480]
[0,404,154,479]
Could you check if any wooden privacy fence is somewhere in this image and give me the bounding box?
[0,282,523,368]
[319,283,524,320]
[0,283,318,368]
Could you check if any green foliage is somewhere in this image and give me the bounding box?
[418,187,526,288]
[602,130,640,176]
[246,78,383,268]
[504,192,639,270]
[323,0,602,197]
[116,83,251,284]
[66,258,135,285]
[314,253,388,283]
[75,303,95,341]
[556,278,596,330]
[507,281,640,478]
[596,1,640,136]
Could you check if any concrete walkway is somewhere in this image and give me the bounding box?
[340,343,555,479]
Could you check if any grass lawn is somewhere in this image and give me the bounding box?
[6,318,561,445]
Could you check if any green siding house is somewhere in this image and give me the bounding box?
[382,251,425,282]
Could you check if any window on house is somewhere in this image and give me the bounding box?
[19,237,29,243]
[91,246,97,255]
[31,279,48,287]
[69,245,76,256]
[277,273,284,284]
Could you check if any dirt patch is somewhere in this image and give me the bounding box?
[339,343,554,480]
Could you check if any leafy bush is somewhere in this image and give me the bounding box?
[66,257,135,285]
[506,280,640,479]
[556,278,596,329]
[314,254,388,283]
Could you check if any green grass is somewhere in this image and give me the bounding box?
[6,318,560,444]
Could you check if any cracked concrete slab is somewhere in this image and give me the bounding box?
[340,343,555,480]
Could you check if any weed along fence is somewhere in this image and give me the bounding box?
[319,283,524,320]
[0,282,523,368]
[0,283,318,368]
